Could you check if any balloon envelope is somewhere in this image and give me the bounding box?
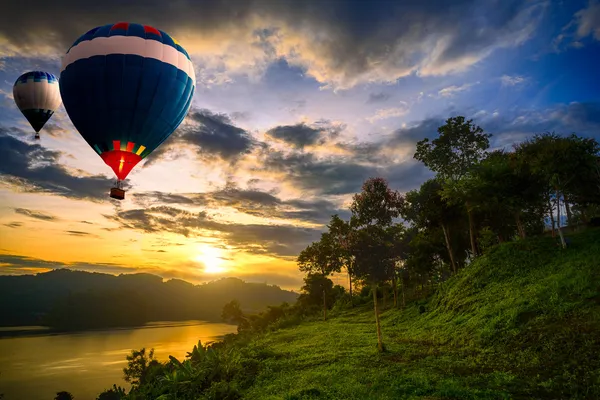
[13,71,62,135]
[59,22,195,182]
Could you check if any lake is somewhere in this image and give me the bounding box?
[0,321,237,400]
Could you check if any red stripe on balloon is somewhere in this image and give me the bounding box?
[143,25,161,36]
[111,22,129,31]
[126,142,135,152]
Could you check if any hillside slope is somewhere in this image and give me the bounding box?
[243,228,600,399]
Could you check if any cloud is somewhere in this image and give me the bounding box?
[14,208,57,221]
[500,75,527,86]
[146,109,257,167]
[437,82,479,98]
[574,0,600,41]
[134,186,350,224]
[0,127,120,201]
[367,92,392,104]
[366,103,410,123]
[0,254,143,275]
[265,121,344,149]
[104,205,322,258]
[255,143,430,196]
[4,222,22,228]
[554,1,600,51]
[66,230,100,238]
[0,0,548,90]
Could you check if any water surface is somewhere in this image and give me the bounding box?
[0,321,237,400]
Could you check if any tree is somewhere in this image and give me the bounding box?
[97,385,126,400]
[297,273,335,315]
[348,177,403,352]
[221,299,249,332]
[415,116,491,256]
[402,178,465,273]
[55,392,74,400]
[328,214,355,306]
[297,233,342,320]
[515,133,600,246]
[123,348,160,388]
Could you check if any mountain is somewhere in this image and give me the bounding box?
[0,270,298,330]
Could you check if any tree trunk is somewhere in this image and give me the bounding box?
[382,285,387,310]
[564,194,572,228]
[515,212,526,239]
[466,201,478,257]
[392,273,398,308]
[372,283,384,352]
[555,190,567,249]
[348,271,353,308]
[497,233,505,243]
[441,223,457,274]
[401,276,406,309]
[323,289,327,321]
[548,198,556,236]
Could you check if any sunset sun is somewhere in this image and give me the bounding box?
[194,245,227,274]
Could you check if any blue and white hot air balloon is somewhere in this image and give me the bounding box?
[59,22,196,200]
[13,71,62,140]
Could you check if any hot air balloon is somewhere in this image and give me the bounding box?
[59,22,196,200]
[13,71,62,140]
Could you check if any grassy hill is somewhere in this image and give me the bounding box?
[240,228,600,399]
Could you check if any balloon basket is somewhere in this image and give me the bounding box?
[34,134,40,140]
[110,187,125,200]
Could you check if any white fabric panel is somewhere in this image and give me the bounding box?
[61,35,195,86]
[13,80,61,111]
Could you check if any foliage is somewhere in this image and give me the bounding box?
[54,392,74,400]
[97,385,127,400]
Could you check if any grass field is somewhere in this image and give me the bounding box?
[241,228,600,399]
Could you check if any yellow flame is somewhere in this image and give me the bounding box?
[118,157,124,173]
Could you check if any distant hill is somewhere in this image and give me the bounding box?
[0,270,298,331]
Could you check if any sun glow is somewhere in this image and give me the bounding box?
[194,244,227,274]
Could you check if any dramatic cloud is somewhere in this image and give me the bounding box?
[133,186,350,224]
[0,128,119,201]
[14,208,57,221]
[105,205,322,258]
[255,144,430,196]
[0,0,548,89]
[265,121,344,149]
[146,109,256,166]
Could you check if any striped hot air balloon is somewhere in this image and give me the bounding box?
[59,22,196,200]
[13,71,62,140]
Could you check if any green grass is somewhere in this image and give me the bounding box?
[241,228,600,399]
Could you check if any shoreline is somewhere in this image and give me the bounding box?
[0,320,233,339]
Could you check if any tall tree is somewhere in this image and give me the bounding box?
[414,116,491,256]
[348,177,403,352]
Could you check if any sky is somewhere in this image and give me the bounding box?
[0,0,599,291]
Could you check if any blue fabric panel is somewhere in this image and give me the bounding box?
[14,71,58,85]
